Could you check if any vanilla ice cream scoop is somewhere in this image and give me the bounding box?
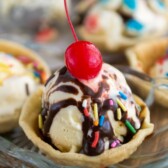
[0,53,39,116]
[40,63,142,156]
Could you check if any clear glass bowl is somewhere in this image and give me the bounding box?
[0,74,168,168]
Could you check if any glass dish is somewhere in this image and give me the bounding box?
[0,73,168,168]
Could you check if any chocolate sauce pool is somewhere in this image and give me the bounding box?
[41,67,140,156]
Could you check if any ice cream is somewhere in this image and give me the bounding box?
[84,0,167,36]
[40,63,142,156]
[0,52,45,116]
[149,54,168,77]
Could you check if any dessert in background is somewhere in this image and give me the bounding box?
[20,1,153,167]
[126,38,168,108]
[77,0,168,51]
[126,38,168,76]
[0,53,38,115]
[0,40,50,133]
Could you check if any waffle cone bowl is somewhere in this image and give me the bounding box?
[126,38,168,108]
[0,39,51,133]
[19,87,154,168]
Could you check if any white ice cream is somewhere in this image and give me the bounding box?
[42,63,141,152]
[0,53,37,116]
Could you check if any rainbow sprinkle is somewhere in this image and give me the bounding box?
[93,103,99,126]
[109,99,114,106]
[0,62,11,74]
[94,120,99,126]
[17,56,32,64]
[119,91,127,100]
[83,108,90,117]
[111,139,120,148]
[117,108,122,120]
[41,71,46,84]
[38,114,43,129]
[125,120,136,134]
[91,131,100,148]
[99,115,105,127]
[82,99,87,108]
[116,99,127,112]
[0,67,11,73]
[0,62,9,68]
[33,61,39,69]
[34,71,41,78]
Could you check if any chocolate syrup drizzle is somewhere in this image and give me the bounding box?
[41,67,141,156]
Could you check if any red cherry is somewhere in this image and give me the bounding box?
[65,41,103,80]
[64,0,103,79]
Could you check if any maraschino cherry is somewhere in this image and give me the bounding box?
[64,0,103,80]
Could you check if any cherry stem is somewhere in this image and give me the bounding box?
[64,0,78,42]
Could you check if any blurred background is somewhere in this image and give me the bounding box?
[0,0,76,70]
[1,0,167,71]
